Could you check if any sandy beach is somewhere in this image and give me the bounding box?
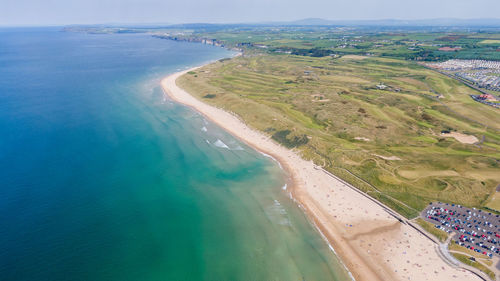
[161,67,483,281]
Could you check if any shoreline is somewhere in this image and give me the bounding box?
[161,65,482,281]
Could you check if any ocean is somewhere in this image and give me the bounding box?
[0,27,350,281]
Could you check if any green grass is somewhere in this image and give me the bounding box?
[479,40,500,45]
[486,193,500,212]
[415,218,448,242]
[450,252,495,280]
[178,54,500,218]
[72,25,500,62]
[412,136,438,143]
[449,243,493,263]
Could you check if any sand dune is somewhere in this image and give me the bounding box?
[162,67,481,281]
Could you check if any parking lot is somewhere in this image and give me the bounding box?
[422,202,500,258]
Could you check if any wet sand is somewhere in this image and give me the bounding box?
[161,67,481,281]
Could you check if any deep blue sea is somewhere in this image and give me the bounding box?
[0,27,350,280]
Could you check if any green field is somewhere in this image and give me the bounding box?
[182,28,500,61]
[486,192,500,211]
[480,40,500,45]
[415,218,448,242]
[450,252,495,280]
[178,54,500,218]
[67,25,500,61]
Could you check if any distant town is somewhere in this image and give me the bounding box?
[426,59,500,108]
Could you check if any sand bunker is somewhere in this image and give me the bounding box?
[355,137,371,141]
[441,132,478,144]
[341,55,368,60]
[373,154,401,161]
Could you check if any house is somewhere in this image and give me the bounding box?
[376,83,387,90]
[478,93,497,101]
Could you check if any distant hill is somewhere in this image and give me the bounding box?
[65,18,500,31]
[269,18,500,27]
[286,18,335,26]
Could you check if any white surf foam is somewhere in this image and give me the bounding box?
[259,152,283,169]
[264,200,291,226]
[214,139,230,149]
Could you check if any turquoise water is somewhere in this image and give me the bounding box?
[0,28,350,280]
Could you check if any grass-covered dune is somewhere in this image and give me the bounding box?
[178,54,500,218]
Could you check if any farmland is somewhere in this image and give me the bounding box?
[66,24,500,61]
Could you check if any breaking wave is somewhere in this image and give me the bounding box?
[264,200,291,226]
[214,139,230,149]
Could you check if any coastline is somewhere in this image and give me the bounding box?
[161,66,482,281]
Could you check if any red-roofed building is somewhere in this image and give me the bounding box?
[478,93,497,101]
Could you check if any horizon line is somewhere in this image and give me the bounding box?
[2,17,500,28]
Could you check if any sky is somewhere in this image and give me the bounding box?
[1,0,500,26]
